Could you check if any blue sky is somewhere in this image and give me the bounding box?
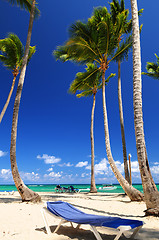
[0,0,159,185]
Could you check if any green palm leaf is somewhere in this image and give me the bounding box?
[0,33,35,71]
[4,0,40,19]
[112,34,132,62]
[69,63,115,98]
[142,54,159,80]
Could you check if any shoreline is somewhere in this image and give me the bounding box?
[0,191,159,239]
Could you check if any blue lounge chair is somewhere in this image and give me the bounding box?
[41,201,143,240]
[69,185,80,193]
[55,185,62,193]
[55,185,71,193]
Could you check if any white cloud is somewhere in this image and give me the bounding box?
[0,169,12,180]
[154,162,159,165]
[44,171,61,179]
[20,171,40,181]
[47,168,53,172]
[93,158,109,175]
[81,173,89,178]
[59,162,73,167]
[85,158,112,175]
[113,160,140,174]
[66,174,73,179]
[76,161,88,167]
[37,154,61,164]
[85,164,91,170]
[151,165,159,175]
[85,158,140,178]
[0,150,7,157]
[130,161,140,173]
[115,161,124,173]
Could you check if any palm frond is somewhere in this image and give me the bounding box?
[8,33,24,63]
[111,34,132,62]
[0,38,19,69]
[138,8,144,16]
[76,89,94,98]
[155,54,159,65]
[142,56,159,80]
[90,7,119,56]
[69,21,90,41]
[142,72,159,80]
[110,0,126,24]
[105,73,116,83]
[0,33,35,71]
[69,63,101,94]
[54,36,99,65]
[26,45,36,65]
[4,0,40,19]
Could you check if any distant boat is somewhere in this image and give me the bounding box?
[99,184,117,190]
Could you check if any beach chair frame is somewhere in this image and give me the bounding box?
[41,202,142,240]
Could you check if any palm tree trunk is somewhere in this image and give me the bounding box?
[118,60,130,184]
[102,71,143,201]
[0,70,18,123]
[10,0,41,202]
[145,146,157,191]
[128,154,132,185]
[90,93,97,193]
[131,0,159,215]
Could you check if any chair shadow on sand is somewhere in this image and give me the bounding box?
[36,224,159,240]
[36,225,127,240]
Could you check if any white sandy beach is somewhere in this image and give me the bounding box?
[0,191,159,240]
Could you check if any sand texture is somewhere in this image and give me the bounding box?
[0,192,158,240]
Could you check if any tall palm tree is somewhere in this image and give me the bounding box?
[0,33,36,123]
[54,7,143,201]
[110,0,132,184]
[110,0,143,185]
[142,54,159,79]
[130,0,159,215]
[6,0,41,202]
[69,63,115,193]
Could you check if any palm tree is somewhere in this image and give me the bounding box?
[69,63,115,193]
[54,7,143,201]
[110,0,143,185]
[6,0,41,202]
[142,54,159,79]
[110,0,132,184]
[130,0,159,215]
[0,33,36,123]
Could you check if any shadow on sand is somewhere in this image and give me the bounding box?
[36,225,159,240]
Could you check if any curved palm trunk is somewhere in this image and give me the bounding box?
[90,93,97,193]
[10,0,41,202]
[145,146,157,191]
[128,154,132,185]
[0,69,18,123]
[131,0,159,215]
[118,60,130,184]
[102,71,143,201]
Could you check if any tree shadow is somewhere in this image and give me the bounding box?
[72,203,145,218]
[0,196,21,203]
[138,227,159,239]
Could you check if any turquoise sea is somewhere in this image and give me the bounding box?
[0,183,159,193]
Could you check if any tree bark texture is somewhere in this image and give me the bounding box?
[10,0,41,202]
[118,60,130,184]
[131,0,159,215]
[90,94,97,193]
[0,72,17,123]
[102,71,143,201]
